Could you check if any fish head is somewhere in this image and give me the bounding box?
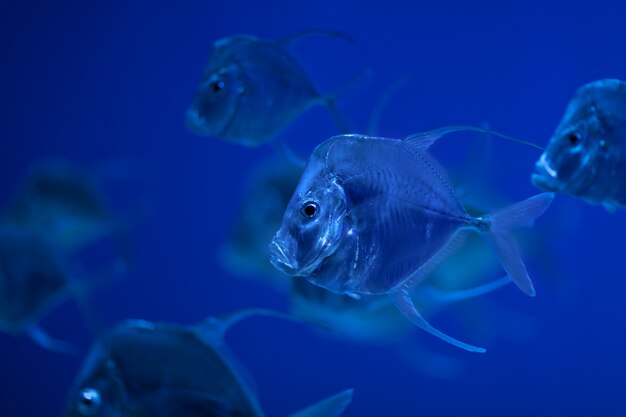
[532,101,610,195]
[63,338,131,417]
[533,80,626,196]
[270,172,347,277]
[185,60,244,139]
[64,386,113,417]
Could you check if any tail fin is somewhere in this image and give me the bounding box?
[288,389,353,417]
[480,193,554,296]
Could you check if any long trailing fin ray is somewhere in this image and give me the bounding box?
[391,288,486,353]
[196,308,304,343]
[288,389,354,417]
[389,230,486,352]
[418,275,512,306]
[279,29,357,46]
[323,69,373,134]
[193,308,305,417]
[403,125,544,152]
[401,230,469,290]
[271,140,307,168]
[481,192,554,296]
[366,74,411,136]
[26,324,77,354]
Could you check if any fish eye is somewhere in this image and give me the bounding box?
[77,387,101,416]
[210,79,226,93]
[300,201,319,219]
[567,132,581,145]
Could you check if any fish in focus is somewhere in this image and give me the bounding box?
[269,126,554,352]
[0,226,76,352]
[185,31,352,147]
[63,309,353,417]
[532,79,626,211]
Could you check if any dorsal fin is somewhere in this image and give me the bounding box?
[278,29,356,46]
[403,125,543,152]
[193,309,304,417]
[195,308,301,345]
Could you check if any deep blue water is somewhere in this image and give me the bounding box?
[1,1,625,416]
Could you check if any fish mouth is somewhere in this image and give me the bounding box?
[184,108,212,136]
[531,155,559,192]
[269,239,329,277]
[269,240,298,275]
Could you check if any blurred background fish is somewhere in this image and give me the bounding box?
[0,159,136,352]
[220,156,303,290]
[185,31,359,157]
[2,2,626,416]
[0,226,77,352]
[3,159,132,259]
[63,309,353,417]
[532,79,626,211]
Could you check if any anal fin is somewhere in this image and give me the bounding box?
[391,288,486,353]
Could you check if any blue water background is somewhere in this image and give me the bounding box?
[1,1,625,416]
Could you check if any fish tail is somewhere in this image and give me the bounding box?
[477,192,554,296]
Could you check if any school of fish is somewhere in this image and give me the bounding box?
[3,28,625,416]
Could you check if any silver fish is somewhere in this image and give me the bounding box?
[532,79,626,211]
[270,127,554,352]
[185,31,352,146]
[63,309,353,417]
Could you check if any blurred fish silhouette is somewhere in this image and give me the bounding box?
[0,226,78,353]
[4,159,128,256]
[220,157,304,289]
[532,79,626,211]
[270,126,553,352]
[63,309,353,417]
[185,30,356,149]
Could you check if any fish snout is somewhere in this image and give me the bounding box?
[184,107,211,136]
[531,155,559,191]
[269,237,298,275]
